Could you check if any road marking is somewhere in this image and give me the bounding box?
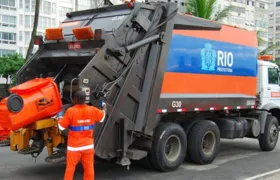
[244,168,280,180]
[215,152,260,165]
[181,152,260,171]
[181,163,218,171]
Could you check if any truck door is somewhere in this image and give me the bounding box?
[261,65,280,106]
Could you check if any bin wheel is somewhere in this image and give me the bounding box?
[188,120,220,165]
[259,115,279,151]
[149,122,187,172]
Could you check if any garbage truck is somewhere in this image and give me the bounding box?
[0,1,280,172]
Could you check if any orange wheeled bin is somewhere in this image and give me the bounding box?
[0,78,63,131]
[0,125,9,141]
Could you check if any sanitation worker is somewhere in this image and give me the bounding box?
[57,90,106,180]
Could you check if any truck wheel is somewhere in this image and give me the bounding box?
[150,123,187,172]
[183,120,200,162]
[259,115,279,151]
[188,120,220,165]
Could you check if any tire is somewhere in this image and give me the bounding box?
[188,120,220,165]
[183,120,200,162]
[149,122,187,172]
[259,115,279,151]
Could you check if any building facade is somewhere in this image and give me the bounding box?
[219,0,269,52]
[0,0,271,57]
[0,75,11,84]
[268,0,280,61]
[0,0,96,58]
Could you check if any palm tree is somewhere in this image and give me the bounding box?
[186,0,233,22]
[26,0,40,61]
[257,31,278,56]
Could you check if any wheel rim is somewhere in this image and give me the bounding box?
[269,124,278,143]
[202,131,216,156]
[164,135,182,162]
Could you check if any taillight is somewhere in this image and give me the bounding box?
[66,12,71,18]
[127,2,134,8]
[34,35,43,45]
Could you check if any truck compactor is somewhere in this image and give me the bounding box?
[0,1,279,172]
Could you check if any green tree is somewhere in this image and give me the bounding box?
[0,54,25,85]
[186,0,233,21]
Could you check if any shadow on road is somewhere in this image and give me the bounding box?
[0,138,275,180]
[6,158,161,180]
[219,139,261,155]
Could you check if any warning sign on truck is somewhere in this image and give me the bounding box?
[271,92,280,97]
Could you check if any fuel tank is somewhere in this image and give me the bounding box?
[0,78,62,130]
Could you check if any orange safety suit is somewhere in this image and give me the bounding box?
[58,104,105,180]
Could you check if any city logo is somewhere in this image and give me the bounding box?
[201,43,234,73]
[201,43,216,71]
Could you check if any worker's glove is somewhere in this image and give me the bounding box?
[99,100,106,110]
[58,110,64,119]
[54,110,64,120]
[102,102,106,109]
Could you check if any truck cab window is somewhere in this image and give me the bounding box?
[268,68,279,84]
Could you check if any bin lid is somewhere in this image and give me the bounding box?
[10,78,54,94]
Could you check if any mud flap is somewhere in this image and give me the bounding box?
[18,139,45,159]
[45,150,66,164]
[0,138,10,147]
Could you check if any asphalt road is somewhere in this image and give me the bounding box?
[1,137,280,180]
